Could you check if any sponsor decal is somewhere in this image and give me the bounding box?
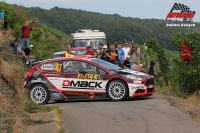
[45,73,60,76]
[31,78,47,83]
[62,80,102,89]
[41,64,55,70]
[65,92,95,98]
[149,85,154,88]
[33,70,40,77]
[131,86,145,90]
[49,78,60,81]
[78,74,99,80]
[51,93,63,98]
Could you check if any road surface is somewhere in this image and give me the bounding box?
[56,94,200,133]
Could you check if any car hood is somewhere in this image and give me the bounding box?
[118,69,152,78]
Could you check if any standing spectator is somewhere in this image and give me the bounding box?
[63,45,74,57]
[23,44,36,58]
[98,45,109,62]
[131,58,141,71]
[97,43,103,55]
[128,43,140,68]
[122,42,130,59]
[115,42,125,67]
[16,40,29,64]
[148,61,156,78]
[93,51,98,58]
[107,44,118,64]
[123,56,130,69]
[140,65,146,73]
[21,20,36,49]
[85,45,95,55]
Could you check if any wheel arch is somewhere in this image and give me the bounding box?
[106,78,129,97]
[29,83,48,90]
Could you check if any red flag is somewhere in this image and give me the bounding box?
[181,40,193,60]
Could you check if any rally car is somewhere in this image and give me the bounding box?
[24,55,156,104]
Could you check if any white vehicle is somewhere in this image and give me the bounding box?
[71,29,107,50]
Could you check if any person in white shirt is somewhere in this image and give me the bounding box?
[122,42,130,59]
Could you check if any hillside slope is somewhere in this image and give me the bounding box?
[28,6,200,50]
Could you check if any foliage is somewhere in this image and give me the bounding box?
[145,38,170,86]
[0,1,17,29]
[27,6,200,50]
[171,32,200,94]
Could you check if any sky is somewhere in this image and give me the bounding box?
[2,0,200,22]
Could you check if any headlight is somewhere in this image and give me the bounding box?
[126,75,143,80]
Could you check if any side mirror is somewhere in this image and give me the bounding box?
[79,69,87,74]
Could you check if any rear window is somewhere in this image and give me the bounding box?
[39,62,62,72]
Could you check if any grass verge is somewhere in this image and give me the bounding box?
[155,85,200,102]
[23,118,54,125]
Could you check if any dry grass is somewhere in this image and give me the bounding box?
[187,92,200,103]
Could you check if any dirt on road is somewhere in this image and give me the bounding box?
[166,95,200,122]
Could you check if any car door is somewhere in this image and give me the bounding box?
[60,60,106,99]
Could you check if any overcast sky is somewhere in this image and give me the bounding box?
[3,0,200,22]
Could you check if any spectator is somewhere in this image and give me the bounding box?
[122,42,130,59]
[123,56,130,69]
[63,45,74,57]
[128,43,140,68]
[115,60,120,67]
[93,51,98,58]
[140,65,146,73]
[10,38,16,48]
[86,45,95,55]
[23,44,36,58]
[107,44,118,64]
[97,43,103,55]
[98,45,109,62]
[21,20,36,49]
[131,58,141,71]
[16,40,29,64]
[115,42,125,67]
[149,61,156,78]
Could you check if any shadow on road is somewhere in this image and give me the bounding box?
[47,96,155,105]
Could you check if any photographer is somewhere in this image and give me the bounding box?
[21,20,36,50]
[128,43,140,68]
[98,45,109,62]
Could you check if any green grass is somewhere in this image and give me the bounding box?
[23,118,54,125]
[24,100,53,113]
[156,85,190,99]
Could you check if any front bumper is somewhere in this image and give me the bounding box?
[128,78,156,97]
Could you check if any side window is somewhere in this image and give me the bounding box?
[63,60,97,74]
[39,62,62,72]
[99,68,106,74]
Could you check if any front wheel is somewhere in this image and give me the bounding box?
[30,84,50,104]
[107,80,128,101]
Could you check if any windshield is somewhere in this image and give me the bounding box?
[74,39,106,49]
[90,58,122,71]
[74,50,87,55]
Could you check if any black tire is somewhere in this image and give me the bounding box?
[30,84,50,104]
[107,80,128,101]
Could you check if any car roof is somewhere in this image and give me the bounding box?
[34,55,94,65]
[72,47,87,50]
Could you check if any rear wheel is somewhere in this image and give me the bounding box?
[30,84,50,104]
[107,80,128,101]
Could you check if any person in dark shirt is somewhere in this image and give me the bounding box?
[123,56,130,69]
[107,44,118,64]
[98,45,109,61]
[23,44,35,58]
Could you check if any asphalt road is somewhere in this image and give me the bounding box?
[56,94,200,133]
